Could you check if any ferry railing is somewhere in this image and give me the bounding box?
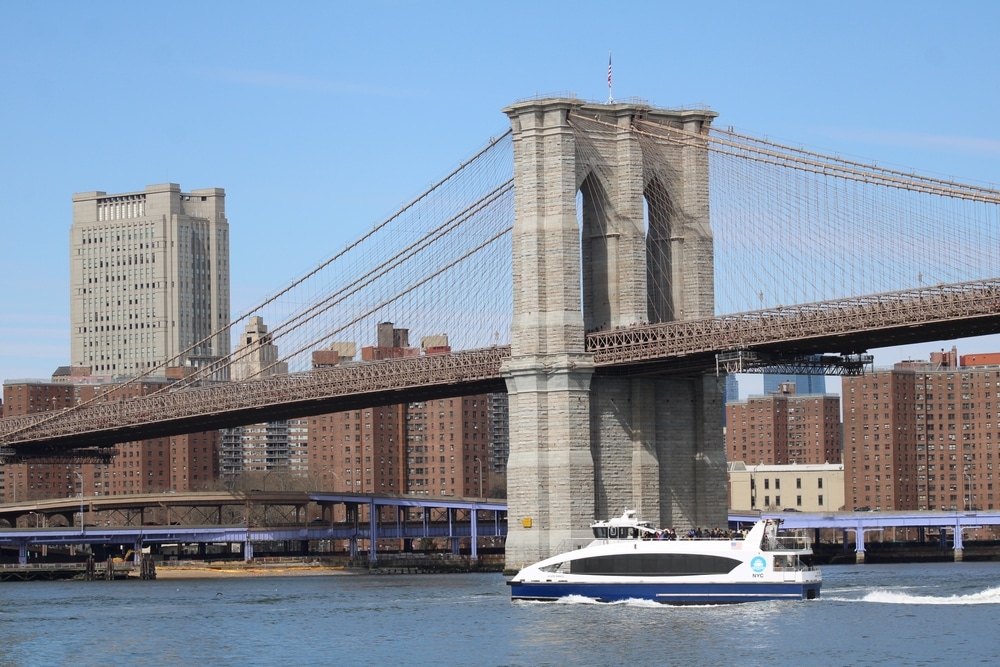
[772,535,812,551]
[551,537,594,555]
[557,533,749,554]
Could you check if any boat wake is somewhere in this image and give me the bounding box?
[832,585,1000,605]
[541,595,759,608]
[536,595,662,608]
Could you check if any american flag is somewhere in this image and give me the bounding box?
[607,52,612,89]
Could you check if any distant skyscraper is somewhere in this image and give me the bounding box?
[70,183,230,377]
[762,373,826,395]
[723,375,740,427]
[231,317,288,381]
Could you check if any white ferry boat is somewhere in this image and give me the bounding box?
[508,509,821,604]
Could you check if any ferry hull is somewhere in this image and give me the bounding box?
[508,580,821,604]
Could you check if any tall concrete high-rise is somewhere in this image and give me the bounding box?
[500,98,726,569]
[70,183,230,377]
[25,182,233,501]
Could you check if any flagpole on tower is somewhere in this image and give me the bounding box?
[606,50,614,104]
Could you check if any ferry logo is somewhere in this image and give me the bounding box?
[750,556,767,573]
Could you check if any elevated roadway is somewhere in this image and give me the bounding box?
[730,509,1000,560]
[0,491,508,565]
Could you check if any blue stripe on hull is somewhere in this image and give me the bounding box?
[509,581,821,604]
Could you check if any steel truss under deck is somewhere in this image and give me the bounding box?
[715,351,874,376]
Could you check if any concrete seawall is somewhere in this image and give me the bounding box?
[812,541,1000,565]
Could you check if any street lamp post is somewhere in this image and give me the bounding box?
[28,511,47,558]
[474,456,484,498]
[964,473,973,511]
[320,467,338,492]
[74,471,84,532]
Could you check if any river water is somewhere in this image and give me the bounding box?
[1,562,997,666]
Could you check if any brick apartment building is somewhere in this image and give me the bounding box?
[725,381,842,466]
[1,373,219,503]
[305,324,493,501]
[842,347,997,512]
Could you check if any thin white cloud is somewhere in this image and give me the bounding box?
[822,127,1000,157]
[203,67,421,98]
[0,313,67,334]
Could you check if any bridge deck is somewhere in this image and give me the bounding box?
[3,279,1000,454]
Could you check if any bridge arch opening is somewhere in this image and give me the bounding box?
[578,172,620,334]
[644,176,677,324]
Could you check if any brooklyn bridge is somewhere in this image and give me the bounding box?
[4,96,1000,569]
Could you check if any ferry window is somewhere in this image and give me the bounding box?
[571,553,741,577]
[539,561,569,574]
[774,555,793,570]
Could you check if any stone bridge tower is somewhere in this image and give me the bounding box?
[501,98,728,570]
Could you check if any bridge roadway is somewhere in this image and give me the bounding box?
[730,509,1000,560]
[3,278,1000,456]
[0,491,507,565]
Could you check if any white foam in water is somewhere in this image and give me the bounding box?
[549,595,753,608]
[551,595,659,607]
[859,585,1000,605]
[554,594,603,605]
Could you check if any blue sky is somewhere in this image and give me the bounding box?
[2,1,999,396]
